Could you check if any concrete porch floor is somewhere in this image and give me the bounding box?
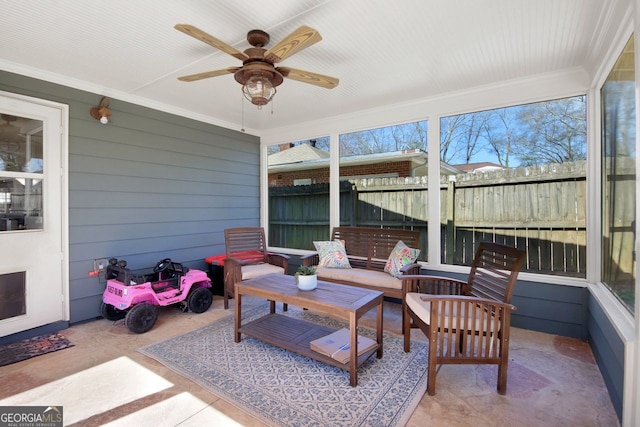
[0,295,620,426]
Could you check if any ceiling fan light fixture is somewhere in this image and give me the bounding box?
[242,74,276,107]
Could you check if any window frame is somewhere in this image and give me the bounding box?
[262,91,591,290]
[261,77,590,288]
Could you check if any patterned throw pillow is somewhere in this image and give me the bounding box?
[384,240,420,277]
[313,240,351,269]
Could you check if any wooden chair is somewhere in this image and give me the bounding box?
[223,227,290,310]
[403,241,526,395]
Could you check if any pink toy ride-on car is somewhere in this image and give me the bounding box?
[101,258,212,333]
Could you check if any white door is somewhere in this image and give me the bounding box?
[0,91,68,337]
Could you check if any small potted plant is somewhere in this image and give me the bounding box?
[295,265,317,290]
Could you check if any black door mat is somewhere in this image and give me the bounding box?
[0,333,74,367]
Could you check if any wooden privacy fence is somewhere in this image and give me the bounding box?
[269,160,631,278]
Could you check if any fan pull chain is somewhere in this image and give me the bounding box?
[241,93,245,132]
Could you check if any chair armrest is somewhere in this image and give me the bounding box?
[224,256,250,266]
[399,263,421,275]
[266,252,289,269]
[300,253,319,267]
[267,252,290,260]
[417,294,515,310]
[401,275,467,295]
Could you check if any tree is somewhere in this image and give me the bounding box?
[481,108,520,167]
[440,95,587,167]
[515,96,587,165]
[340,121,427,156]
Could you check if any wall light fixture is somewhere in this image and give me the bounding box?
[89,96,111,124]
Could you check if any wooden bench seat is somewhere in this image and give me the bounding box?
[300,226,422,301]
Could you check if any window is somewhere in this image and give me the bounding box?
[601,35,636,312]
[338,120,428,261]
[267,137,331,250]
[0,115,44,232]
[440,96,587,276]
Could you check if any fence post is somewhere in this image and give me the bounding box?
[446,175,456,264]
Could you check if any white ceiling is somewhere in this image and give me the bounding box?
[0,0,620,135]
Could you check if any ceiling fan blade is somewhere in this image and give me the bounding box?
[264,25,322,63]
[175,24,249,62]
[177,67,240,82]
[277,67,339,89]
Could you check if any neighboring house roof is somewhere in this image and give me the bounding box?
[452,162,503,173]
[268,144,330,166]
[268,147,463,176]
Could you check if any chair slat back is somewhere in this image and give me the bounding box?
[332,227,420,267]
[332,228,371,258]
[466,242,526,303]
[224,227,268,264]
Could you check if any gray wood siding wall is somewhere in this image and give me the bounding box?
[0,70,260,323]
[588,294,624,420]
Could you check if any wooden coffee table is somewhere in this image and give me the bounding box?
[234,273,384,387]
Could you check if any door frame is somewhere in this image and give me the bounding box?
[0,90,69,331]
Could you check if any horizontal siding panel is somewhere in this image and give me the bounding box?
[69,154,257,182]
[512,295,586,326]
[68,207,258,226]
[69,173,256,196]
[70,191,253,209]
[514,279,588,304]
[86,101,253,145]
[512,314,586,339]
[68,171,255,193]
[588,295,624,420]
[70,223,223,244]
[70,124,259,166]
[69,296,103,323]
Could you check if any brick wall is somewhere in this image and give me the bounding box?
[268,161,412,186]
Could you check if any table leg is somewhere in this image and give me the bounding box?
[376,299,383,359]
[234,288,242,343]
[349,312,358,387]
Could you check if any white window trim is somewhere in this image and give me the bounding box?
[260,4,640,424]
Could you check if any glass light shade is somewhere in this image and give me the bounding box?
[242,74,276,106]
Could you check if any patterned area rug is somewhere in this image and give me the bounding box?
[139,304,428,427]
[0,333,74,367]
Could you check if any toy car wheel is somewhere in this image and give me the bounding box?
[187,287,213,313]
[125,303,158,334]
[100,302,126,321]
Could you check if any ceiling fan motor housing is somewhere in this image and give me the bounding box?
[234,61,284,87]
[246,29,270,47]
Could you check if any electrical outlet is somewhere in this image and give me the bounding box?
[94,258,109,272]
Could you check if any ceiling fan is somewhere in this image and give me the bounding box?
[0,115,24,142]
[175,24,339,107]
[0,114,24,155]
